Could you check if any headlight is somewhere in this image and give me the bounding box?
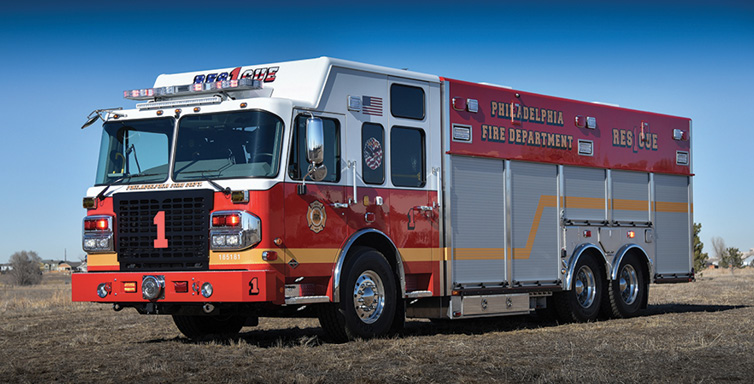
[209,211,261,251]
[201,282,213,298]
[96,283,111,298]
[142,275,164,300]
[82,215,114,253]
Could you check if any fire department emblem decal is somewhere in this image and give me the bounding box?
[363,137,383,170]
[307,201,327,233]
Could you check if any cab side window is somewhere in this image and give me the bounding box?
[288,115,340,182]
[390,84,425,120]
[362,123,385,185]
[391,126,425,188]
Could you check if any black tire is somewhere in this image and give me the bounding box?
[554,255,604,323]
[603,254,646,318]
[172,314,245,339]
[318,247,397,341]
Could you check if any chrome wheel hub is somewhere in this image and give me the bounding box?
[574,265,596,308]
[353,270,385,324]
[619,264,639,305]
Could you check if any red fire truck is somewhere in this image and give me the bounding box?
[73,57,693,341]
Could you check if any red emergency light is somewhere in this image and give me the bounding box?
[212,213,241,227]
[84,218,110,231]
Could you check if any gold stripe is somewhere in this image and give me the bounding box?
[87,253,118,267]
[655,201,690,213]
[613,198,649,211]
[210,249,285,265]
[511,195,557,260]
[564,196,605,210]
[454,248,505,260]
[398,248,434,262]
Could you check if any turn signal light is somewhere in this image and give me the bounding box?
[627,230,636,239]
[174,281,189,293]
[123,281,137,293]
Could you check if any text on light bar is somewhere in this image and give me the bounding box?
[124,78,262,101]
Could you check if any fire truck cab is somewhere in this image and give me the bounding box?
[73,57,693,341]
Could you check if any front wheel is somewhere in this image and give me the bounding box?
[554,255,604,323]
[318,247,397,342]
[603,254,646,318]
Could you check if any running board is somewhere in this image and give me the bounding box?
[406,290,433,298]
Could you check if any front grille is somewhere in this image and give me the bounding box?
[114,190,214,271]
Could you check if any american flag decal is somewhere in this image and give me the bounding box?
[362,96,383,116]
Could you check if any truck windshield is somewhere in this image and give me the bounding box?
[173,110,283,181]
[94,118,174,185]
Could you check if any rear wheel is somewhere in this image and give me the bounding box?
[604,254,646,318]
[555,256,604,323]
[318,247,398,342]
[172,314,245,339]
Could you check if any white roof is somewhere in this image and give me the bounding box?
[152,57,440,109]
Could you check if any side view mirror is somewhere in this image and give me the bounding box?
[306,117,324,166]
[305,117,327,182]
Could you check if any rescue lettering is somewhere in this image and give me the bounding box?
[193,66,279,84]
[490,100,564,126]
[612,129,658,152]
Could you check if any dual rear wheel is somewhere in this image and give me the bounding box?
[555,253,646,323]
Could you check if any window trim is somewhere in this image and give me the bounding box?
[287,114,341,183]
[362,122,385,185]
[390,83,426,121]
[390,125,426,188]
[172,109,286,182]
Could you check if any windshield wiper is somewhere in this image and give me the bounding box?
[96,172,163,200]
[176,166,232,195]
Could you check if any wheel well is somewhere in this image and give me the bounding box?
[566,244,609,291]
[349,232,399,274]
[332,230,405,302]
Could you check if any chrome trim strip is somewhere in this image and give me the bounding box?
[557,165,564,280]
[504,160,513,285]
[332,228,406,302]
[441,80,452,296]
[606,169,613,224]
[564,243,607,290]
[406,290,433,298]
[284,296,331,305]
[610,243,653,281]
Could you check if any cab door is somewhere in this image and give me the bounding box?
[284,111,349,280]
[386,77,441,295]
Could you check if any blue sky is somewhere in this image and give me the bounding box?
[0,1,752,263]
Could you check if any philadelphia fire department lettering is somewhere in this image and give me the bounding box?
[307,201,327,233]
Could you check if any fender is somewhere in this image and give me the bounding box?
[610,243,653,281]
[564,243,609,291]
[331,228,406,302]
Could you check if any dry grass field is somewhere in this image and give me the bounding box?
[1,268,753,383]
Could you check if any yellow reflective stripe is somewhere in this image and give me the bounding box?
[564,196,605,210]
[612,198,648,211]
[87,253,118,267]
[654,201,690,213]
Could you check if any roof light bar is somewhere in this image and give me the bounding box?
[136,96,222,111]
[124,78,262,101]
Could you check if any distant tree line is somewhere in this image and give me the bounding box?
[8,250,43,286]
